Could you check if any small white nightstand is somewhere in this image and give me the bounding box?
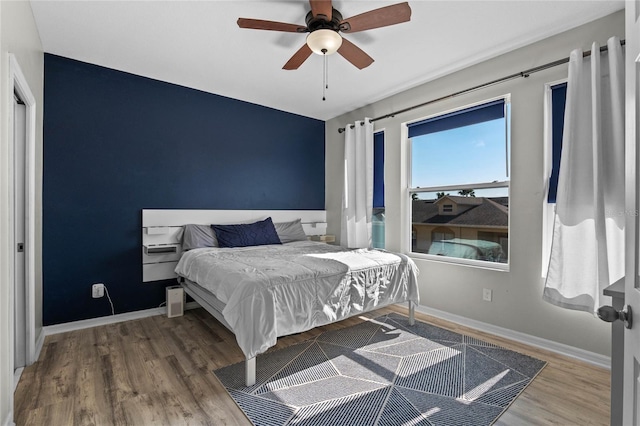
[309,234,336,244]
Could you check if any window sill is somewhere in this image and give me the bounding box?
[408,252,510,272]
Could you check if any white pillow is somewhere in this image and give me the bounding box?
[181,224,218,250]
[273,218,308,243]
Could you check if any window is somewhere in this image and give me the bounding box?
[548,83,567,203]
[372,131,385,249]
[542,82,567,276]
[408,97,510,267]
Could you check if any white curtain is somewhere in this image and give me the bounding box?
[543,37,625,314]
[341,119,373,248]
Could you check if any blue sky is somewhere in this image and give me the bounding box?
[411,118,509,198]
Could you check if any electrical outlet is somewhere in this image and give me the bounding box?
[482,288,492,302]
[92,283,105,298]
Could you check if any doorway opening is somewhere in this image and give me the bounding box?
[10,54,37,390]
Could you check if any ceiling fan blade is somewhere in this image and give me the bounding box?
[339,2,411,33]
[309,0,332,21]
[337,38,374,69]
[237,18,306,33]
[283,44,313,70]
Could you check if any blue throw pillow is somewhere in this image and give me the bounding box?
[212,217,282,248]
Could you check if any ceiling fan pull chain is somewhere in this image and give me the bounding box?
[326,53,329,90]
[322,49,327,101]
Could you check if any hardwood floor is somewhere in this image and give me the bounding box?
[14,306,610,425]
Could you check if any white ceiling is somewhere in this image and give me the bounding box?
[30,0,624,121]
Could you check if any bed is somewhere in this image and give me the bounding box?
[142,209,420,386]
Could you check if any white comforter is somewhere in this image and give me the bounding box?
[174,241,420,359]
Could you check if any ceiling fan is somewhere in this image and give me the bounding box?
[237,1,412,70]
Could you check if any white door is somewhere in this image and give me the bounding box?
[624,2,640,424]
[13,93,26,372]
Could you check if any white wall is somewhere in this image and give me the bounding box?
[0,1,43,424]
[326,10,624,357]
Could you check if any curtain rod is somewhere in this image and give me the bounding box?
[337,39,626,133]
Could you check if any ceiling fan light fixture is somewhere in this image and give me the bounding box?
[306,29,342,55]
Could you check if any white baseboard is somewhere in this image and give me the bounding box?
[44,302,200,336]
[415,304,611,370]
[32,328,45,364]
[13,367,24,393]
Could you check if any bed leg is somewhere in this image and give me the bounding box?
[245,357,256,387]
[408,301,415,326]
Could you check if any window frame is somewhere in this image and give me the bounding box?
[406,95,511,270]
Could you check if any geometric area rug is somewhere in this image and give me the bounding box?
[214,313,547,426]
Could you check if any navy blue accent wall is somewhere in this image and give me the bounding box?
[43,54,325,325]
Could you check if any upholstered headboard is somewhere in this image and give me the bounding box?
[141,209,328,282]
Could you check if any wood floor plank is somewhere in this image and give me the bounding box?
[142,356,213,425]
[14,306,610,425]
[119,392,172,426]
[72,328,112,426]
[102,325,154,403]
[184,370,251,425]
[19,399,75,426]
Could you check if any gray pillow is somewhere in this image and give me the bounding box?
[182,224,218,251]
[274,218,308,243]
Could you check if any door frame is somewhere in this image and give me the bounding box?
[9,54,37,370]
[624,1,640,423]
